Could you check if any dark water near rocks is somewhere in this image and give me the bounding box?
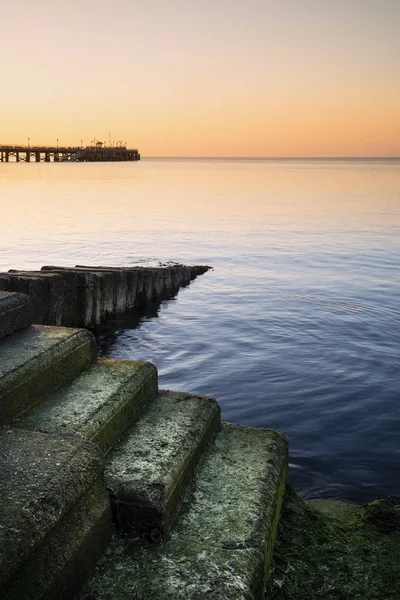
[1,158,399,502]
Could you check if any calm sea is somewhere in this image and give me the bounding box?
[1,158,399,502]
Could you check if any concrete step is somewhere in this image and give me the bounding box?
[0,427,112,600]
[0,291,32,339]
[106,390,220,536]
[80,423,288,600]
[0,325,96,425]
[14,358,158,453]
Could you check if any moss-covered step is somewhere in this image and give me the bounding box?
[105,390,220,536]
[0,427,112,600]
[0,291,32,339]
[266,486,400,600]
[14,359,158,453]
[0,325,96,424]
[81,423,288,600]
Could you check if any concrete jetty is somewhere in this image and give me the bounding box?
[0,264,211,328]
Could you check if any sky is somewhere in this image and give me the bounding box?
[1,0,399,157]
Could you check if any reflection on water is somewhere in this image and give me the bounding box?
[1,158,399,501]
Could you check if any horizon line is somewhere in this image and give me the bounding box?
[144,156,400,160]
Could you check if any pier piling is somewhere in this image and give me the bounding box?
[0,143,140,162]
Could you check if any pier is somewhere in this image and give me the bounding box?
[0,142,140,163]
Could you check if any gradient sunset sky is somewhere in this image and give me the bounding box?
[2,0,399,157]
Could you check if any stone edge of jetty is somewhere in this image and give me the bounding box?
[0,264,212,328]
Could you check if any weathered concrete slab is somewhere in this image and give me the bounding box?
[0,271,65,325]
[0,264,211,328]
[15,358,158,453]
[0,427,112,600]
[39,268,99,328]
[106,390,220,536]
[81,424,288,600]
[0,325,96,424]
[44,265,211,320]
[0,291,32,339]
[48,264,211,306]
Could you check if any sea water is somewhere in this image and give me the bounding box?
[1,158,399,501]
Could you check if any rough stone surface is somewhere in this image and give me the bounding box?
[15,358,158,453]
[267,486,400,600]
[106,390,220,535]
[44,265,211,327]
[0,325,96,424]
[0,272,65,325]
[0,291,32,339]
[0,428,112,600]
[40,268,99,328]
[81,423,288,600]
[0,265,211,328]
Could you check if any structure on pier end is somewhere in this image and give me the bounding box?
[0,143,140,163]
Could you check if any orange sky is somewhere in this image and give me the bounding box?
[1,0,399,157]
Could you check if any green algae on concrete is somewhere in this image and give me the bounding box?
[0,325,96,424]
[0,427,112,600]
[307,497,362,522]
[0,291,32,339]
[106,390,220,535]
[266,486,400,600]
[81,423,288,600]
[5,482,112,600]
[14,358,158,453]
